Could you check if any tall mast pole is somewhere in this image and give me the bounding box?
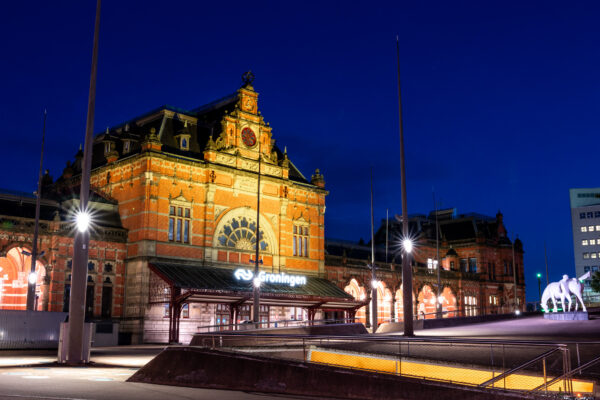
[397,36,413,336]
[434,191,441,318]
[252,140,262,324]
[26,109,47,311]
[66,0,101,364]
[370,169,378,332]
[385,209,389,264]
[544,241,549,286]
[512,239,518,312]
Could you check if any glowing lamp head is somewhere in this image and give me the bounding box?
[515,310,521,316]
[438,296,445,304]
[253,277,261,288]
[28,272,37,285]
[75,210,91,232]
[402,239,413,254]
[371,279,379,289]
[536,273,542,279]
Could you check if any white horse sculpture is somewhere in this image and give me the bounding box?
[541,278,567,313]
[541,272,590,313]
[563,272,590,312]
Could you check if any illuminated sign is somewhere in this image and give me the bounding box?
[234,269,307,287]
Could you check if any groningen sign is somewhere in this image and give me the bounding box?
[234,269,307,287]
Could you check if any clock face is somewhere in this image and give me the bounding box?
[241,127,256,147]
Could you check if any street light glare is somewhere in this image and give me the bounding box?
[371,279,379,289]
[536,273,542,278]
[253,277,261,288]
[402,239,413,253]
[75,210,91,232]
[28,272,37,285]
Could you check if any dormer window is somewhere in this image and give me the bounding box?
[123,140,131,154]
[175,134,191,151]
[104,141,112,155]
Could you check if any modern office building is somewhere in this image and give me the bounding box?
[570,188,600,296]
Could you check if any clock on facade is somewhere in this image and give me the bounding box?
[241,127,257,147]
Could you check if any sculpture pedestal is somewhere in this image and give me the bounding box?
[544,311,588,321]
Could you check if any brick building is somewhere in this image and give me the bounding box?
[326,208,525,326]
[0,75,525,343]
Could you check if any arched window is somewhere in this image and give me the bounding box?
[217,216,268,251]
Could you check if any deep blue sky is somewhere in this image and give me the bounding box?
[1,1,599,301]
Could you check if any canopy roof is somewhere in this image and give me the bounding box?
[150,263,362,310]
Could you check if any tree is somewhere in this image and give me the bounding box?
[590,270,600,294]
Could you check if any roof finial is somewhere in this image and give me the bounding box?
[241,70,255,87]
[79,143,82,151]
[105,127,109,134]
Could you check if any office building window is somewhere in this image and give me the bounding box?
[584,266,590,272]
[590,226,596,232]
[592,253,598,259]
[591,239,596,246]
[293,225,309,257]
[596,211,600,218]
[584,253,590,259]
[582,240,588,246]
[588,212,594,218]
[582,226,588,232]
[580,213,586,219]
[169,205,191,243]
[596,225,600,231]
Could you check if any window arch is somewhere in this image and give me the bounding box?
[217,216,269,252]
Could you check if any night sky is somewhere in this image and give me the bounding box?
[1,1,599,301]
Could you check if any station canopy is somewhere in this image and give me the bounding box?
[149,262,363,310]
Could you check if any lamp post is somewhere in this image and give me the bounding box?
[512,239,518,314]
[65,0,101,364]
[537,273,542,304]
[396,37,414,336]
[252,141,262,325]
[369,169,377,333]
[26,110,47,311]
[433,192,441,318]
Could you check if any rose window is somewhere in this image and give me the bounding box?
[217,216,268,251]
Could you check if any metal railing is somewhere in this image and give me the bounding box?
[190,331,600,396]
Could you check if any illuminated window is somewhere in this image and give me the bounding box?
[293,224,309,257]
[596,225,600,231]
[464,295,477,316]
[582,240,588,246]
[123,140,131,154]
[181,304,189,319]
[592,253,598,259]
[591,239,596,246]
[581,226,588,232]
[590,226,595,232]
[584,253,590,259]
[169,205,191,243]
[104,141,111,155]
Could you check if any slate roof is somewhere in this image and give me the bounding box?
[59,87,311,186]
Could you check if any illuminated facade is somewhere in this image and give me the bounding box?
[326,209,525,326]
[0,76,525,343]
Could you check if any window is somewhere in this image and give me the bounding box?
[181,304,189,319]
[584,266,590,272]
[590,226,595,232]
[87,261,95,272]
[468,258,477,273]
[104,141,111,155]
[104,263,113,273]
[596,211,600,218]
[582,240,589,246]
[101,278,112,318]
[123,140,131,154]
[460,258,468,272]
[580,213,586,219]
[66,260,72,269]
[217,216,268,251]
[163,304,170,318]
[62,283,70,313]
[169,205,191,243]
[596,225,600,231]
[592,253,598,259]
[85,281,95,319]
[588,212,594,218]
[582,226,588,232]
[584,253,590,259]
[591,239,597,246]
[593,266,599,272]
[464,295,477,316]
[427,258,438,271]
[450,261,455,270]
[293,225,309,257]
